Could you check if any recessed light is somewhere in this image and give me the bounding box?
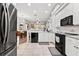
[48,3,51,7]
[27,3,31,6]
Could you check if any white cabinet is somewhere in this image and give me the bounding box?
[49,33,55,43]
[61,4,73,18]
[39,32,55,43]
[73,3,79,25]
[74,39,79,56]
[53,3,79,26]
[66,37,74,56]
[55,4,73,27]
[66,36,79,56]
[39,32,49,42]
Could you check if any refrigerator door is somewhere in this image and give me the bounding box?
[4,4,17,56]
[0,3,4,54]
[0,3,7,55]
[0,3,17,56]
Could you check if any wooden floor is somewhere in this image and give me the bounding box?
[17,43,55,56]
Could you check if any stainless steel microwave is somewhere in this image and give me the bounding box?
[60,15,73,26]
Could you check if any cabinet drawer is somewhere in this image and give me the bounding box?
[66,37,78,56]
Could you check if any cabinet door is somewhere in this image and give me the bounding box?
[39,32,49,42]
[73,3,79,25]
[51,33,55,44]
[75,39,79,56]
[66,37,73,55]
[62,4,73,18]
[48,33,55,43]
[66,37,77,56]
[39,33,44,42]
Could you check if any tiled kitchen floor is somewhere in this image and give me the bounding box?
[17,43,55,56]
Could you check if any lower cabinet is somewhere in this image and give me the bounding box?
[66,36,79,56]
[75,39,79,56]
[39,32,55,43]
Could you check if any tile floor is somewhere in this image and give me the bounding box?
[17,43,55,56]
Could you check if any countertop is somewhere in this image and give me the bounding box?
[65,34,79,40]
[56,32,79,40]
[27,30,51,33]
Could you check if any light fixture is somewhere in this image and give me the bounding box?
[48,3,51,7]
[27,3,31,6]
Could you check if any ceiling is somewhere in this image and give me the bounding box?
[15,3,57,21]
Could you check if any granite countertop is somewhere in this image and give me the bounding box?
[27,30,50,33]
[65,34,79,40]
[56,32,79,40]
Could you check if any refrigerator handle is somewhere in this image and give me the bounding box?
[1,11,5,41]
[2,4,8,45]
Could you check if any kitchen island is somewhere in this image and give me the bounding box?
[27,30,55,43]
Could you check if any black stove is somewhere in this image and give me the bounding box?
[55,33,66,56]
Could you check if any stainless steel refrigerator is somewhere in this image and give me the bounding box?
[0,3,17,56]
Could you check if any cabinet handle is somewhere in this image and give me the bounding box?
[74,46,79,49]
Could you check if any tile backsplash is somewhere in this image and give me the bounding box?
[57,26,79,34]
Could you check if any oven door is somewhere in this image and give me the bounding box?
[55,33,62,53]
[55,33,66,55]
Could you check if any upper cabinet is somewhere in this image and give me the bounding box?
[60,4,73,18]
[52,3,79,26]
[55,4,73,26]
[73,3,79,25]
